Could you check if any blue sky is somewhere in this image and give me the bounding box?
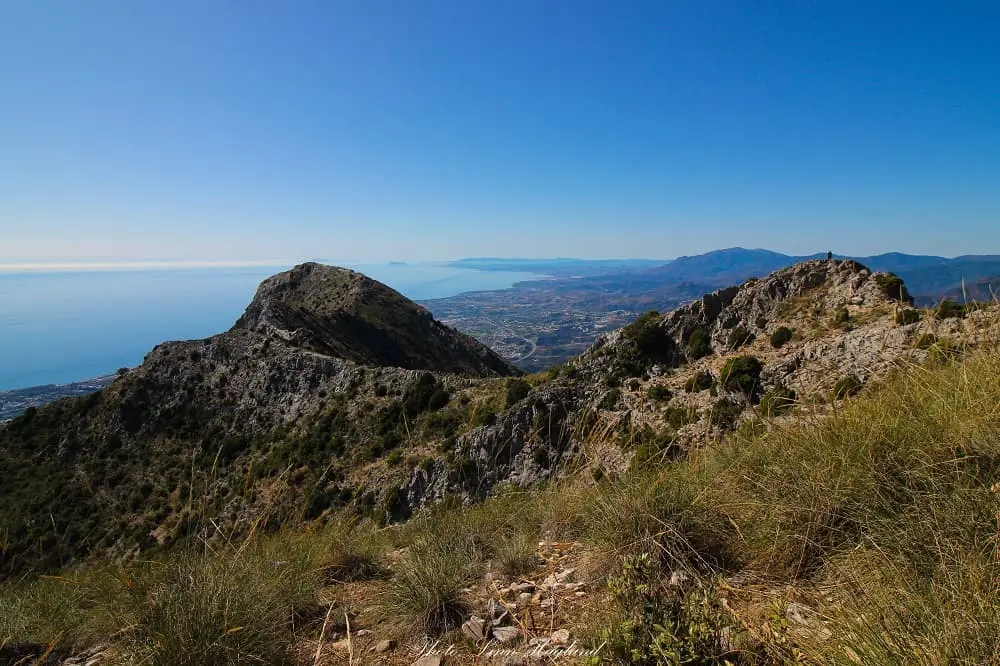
[2,1,998,263]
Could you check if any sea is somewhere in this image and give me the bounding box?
[0,263,542,391]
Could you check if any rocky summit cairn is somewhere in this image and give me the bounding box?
[234,262,518,376]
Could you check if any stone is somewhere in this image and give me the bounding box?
[539,598,554,608]
[668,570,691,587]
[374,639,395,653]
[785,602,818,626]
[492,625,522,645]
[355,628,374,637]
[462,615,489,642]
[550,629,570,646]
[487,598,511,623]
[555,567,576,582]
[411,657,443,666]
[517,592,533,606]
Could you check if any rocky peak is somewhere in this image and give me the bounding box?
[661,259,908,351]
[233,262,518,377]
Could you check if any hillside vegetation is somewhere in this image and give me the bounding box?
[2,260,999,664]
[3,339,999,664]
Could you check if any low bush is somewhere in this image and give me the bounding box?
[935,299,967,320]
[727,325,754,350]
[504,378,532,408]
[895,308,921,325]
[709,398,743,429]
[622,311,676,364]
[376,538,473,634]
[684,371,713,393]
[647,385,671,401]
[874,272,913,303]
[760,385,796,416]
[719,356,763,399]
[833,374,863,399]
[769,326,793,348]
[686,328,712,360]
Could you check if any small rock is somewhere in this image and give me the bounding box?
[786,602,818,627]
[374,639,395,653]
[492,625,522,645]
[462,615,489,642]
[555,568,576,582]
[550,629,570,646]
[355,628,374,637]
[539,598,554,608]
[487,598,511,621]
[542,574,558,588]
[517,592,533,606]
[574,591,587,597]
[411,657,443,666]
[668,570,691,587]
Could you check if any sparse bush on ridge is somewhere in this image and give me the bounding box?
[935,299,967,320]
[760,385,796,416]
[685,327,712,360]
[647,384,671,401]
[684,371,713,393]
[874,272,914,303]
[727,325,753,350]
[769,325,793,348]
[895,307,921,325]
[504,377,532,408]
[833,374,863,399]
[719,355,763,399]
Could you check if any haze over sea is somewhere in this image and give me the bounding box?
[0,263,542,391]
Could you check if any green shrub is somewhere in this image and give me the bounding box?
[664,406,697,430]
[386,450,403,466]
[686,328,712,360]
[895,308,921,325]
[493,532,538,579]
[622,311,675,363]
[376,539,473,634]
[833,375,863,399]
[504,378,532,408]
[760,386,796,416]
[929,338,963,365]
[599,554,733,665]
[719,356,763,399]
[710,398,743,429]
[601,388,622,410]
[426,388,450,411]
[119,542,322,666]
[833,307,851,326]
[403,373,442,417]
[769,326,793,348]
[647,385,671,401]
[684,371,713,393]
[914,332,938,349]
[728,326,754,350]
[874,273,913,303]
[935,300,967,320]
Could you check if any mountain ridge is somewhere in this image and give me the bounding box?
[4,257,998,581]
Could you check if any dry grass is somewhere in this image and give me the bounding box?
[3,341,1000,663]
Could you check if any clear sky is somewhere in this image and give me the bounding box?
[2,1,998,263]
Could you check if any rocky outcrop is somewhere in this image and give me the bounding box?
[234,262,518,377]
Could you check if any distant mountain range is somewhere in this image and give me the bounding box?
[454,248,1000,304]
